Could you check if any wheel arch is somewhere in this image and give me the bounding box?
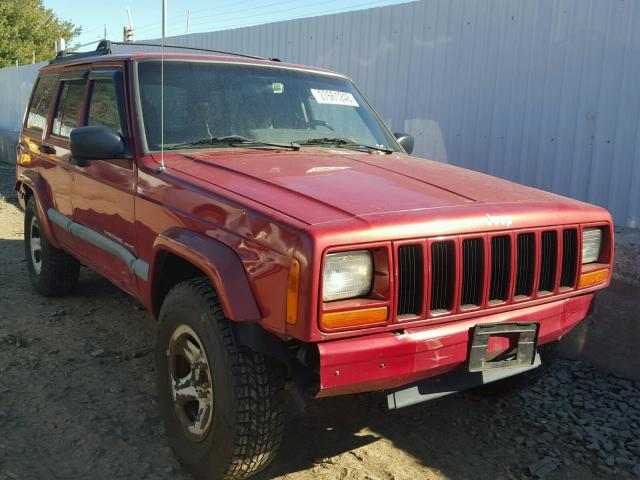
[15,172,62,249]
[150,228,261,322]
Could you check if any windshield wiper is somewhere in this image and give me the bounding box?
[168,135,300,151]
[296,137,393,154]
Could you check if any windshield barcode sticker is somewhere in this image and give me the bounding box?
[310,89,359,107]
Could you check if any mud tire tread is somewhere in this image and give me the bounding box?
[158,277,285,480]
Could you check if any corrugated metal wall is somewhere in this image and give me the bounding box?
[1,0,638,226]
[139,0,640,227]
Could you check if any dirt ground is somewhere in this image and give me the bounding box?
[0,162,639,480]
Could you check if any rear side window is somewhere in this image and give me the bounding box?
[25,75,58,134]
[88,79,122,134]
[52,79,86,139]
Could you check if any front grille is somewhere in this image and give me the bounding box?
[489,236,511,303]
[538,231,558,293]
[395,225,581,320]
[397,245,423,316]
[430,241,455,312]
[515,233,535,297]
[560,229,578,288]
[461,239,484,308]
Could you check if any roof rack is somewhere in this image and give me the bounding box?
[50,39,281,65]
[50,40,111,64]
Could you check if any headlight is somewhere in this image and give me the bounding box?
[582,228,602,264]
[322,250,373,301]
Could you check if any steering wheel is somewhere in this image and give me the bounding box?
[306,119,335,131]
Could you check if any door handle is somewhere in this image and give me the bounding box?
[39,144,56,154]
[70,157,86,167]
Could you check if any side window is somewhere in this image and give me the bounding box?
[88,79,123,135]
[25,75,58,134]
[52,79,86,139]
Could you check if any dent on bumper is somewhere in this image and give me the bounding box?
[316,293,594,397]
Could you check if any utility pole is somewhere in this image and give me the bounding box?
[186,10,191,34]
[104,24,107,39]
[55,38,66,53]
[32,52,35,64]
[124,7,135,42]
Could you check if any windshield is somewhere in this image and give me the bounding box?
[136,60,400,152]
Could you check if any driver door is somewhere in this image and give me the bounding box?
[69,66,139,295]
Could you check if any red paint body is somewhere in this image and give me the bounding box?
[317,294,593,396]
[15,53,613,398]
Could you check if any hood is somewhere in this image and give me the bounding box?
[164,149,583,226]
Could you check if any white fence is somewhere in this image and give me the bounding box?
[1,0,639,226]
[0,62,45,132]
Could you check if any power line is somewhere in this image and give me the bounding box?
[133,0,261,32]
[83,0,409,43]
[133,0,287,35]
[166,0,258,19]
[171,0,303,28]
[134,1,288,37]
[187,0,394,34]
[92,0,405,33]
[152,0,359,37]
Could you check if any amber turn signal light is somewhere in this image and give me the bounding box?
[18,152,32,165]
[286,259,300,325]
[578,269,609,288]
[322,306,388,330]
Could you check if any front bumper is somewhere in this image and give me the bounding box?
[316,293,594,397]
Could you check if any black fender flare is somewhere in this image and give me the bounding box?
[14,172,62,249]
[150,228,261,322]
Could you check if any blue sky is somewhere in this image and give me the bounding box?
[44,0,412,47]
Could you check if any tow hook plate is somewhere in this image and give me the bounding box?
[468,322,538,372]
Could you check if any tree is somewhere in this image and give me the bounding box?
[0,0,80,68]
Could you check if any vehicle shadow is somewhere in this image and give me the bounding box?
[560,280,640,382]
[257,383,604,480]
[257,391,522,480]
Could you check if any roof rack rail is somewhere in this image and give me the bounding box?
[117,41,281,61]
[50,39,112,64]
[50,39,281,65]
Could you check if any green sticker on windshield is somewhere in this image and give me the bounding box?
[273,82,284,94]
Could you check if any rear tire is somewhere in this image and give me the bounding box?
[24,197,80,296]
[156,278,286,480]
[471,342,560,396]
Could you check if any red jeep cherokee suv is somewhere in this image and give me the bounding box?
[15,41,613,479]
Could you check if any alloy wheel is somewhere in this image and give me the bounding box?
[29,215,42,275]
[167,325,214,442]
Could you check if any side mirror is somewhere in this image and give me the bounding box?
[70,125,125,166]
[394,132,414,155]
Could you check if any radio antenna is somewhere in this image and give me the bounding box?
[158,0,167,172]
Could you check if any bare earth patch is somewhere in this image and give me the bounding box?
[0,163,638,480]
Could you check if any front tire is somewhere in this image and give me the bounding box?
[156,278,286,480]
[24,197,80,296]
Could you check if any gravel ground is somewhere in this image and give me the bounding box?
[1,162,639,480]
